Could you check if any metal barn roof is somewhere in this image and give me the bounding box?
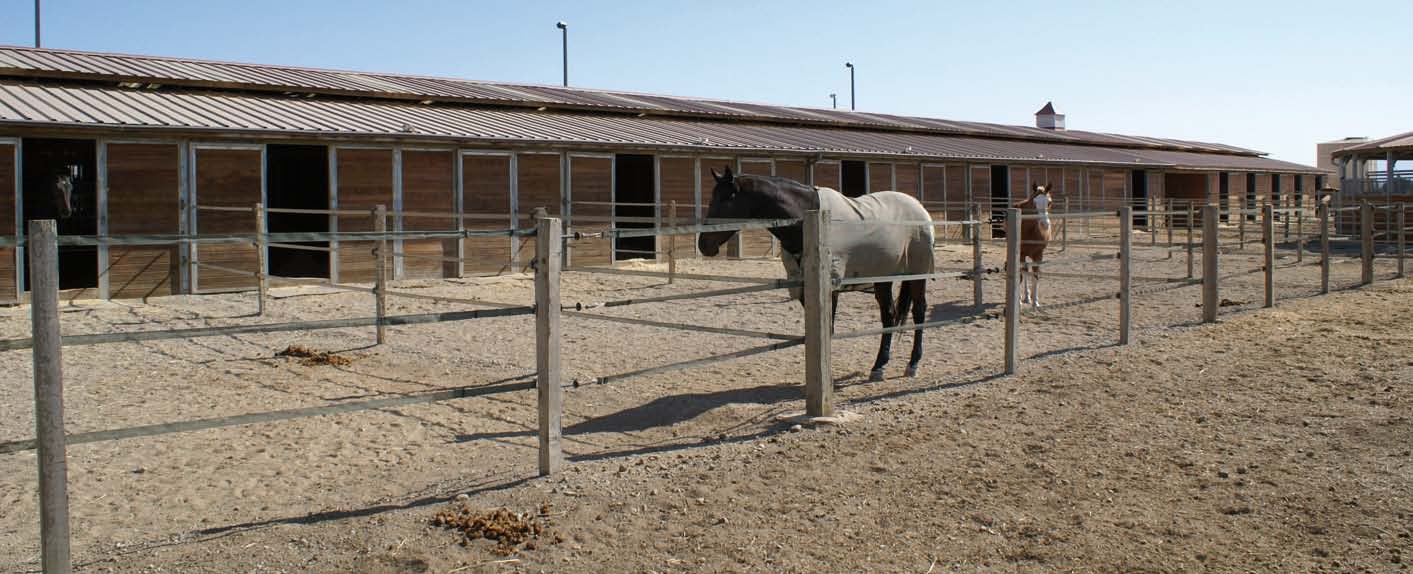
[1332,131,1413,156]
[0,46,1322,174]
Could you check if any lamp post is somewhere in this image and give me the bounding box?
[829,93,836,109]
[555,21,568,87]
[844,62,855,110]
[35,0,41,48]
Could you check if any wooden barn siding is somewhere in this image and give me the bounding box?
[774,160,808,186]
[194,148,261,292]
[1063,169,1082,204]
[513,153,560,268]
[970,165,991,207]
[894,163,919,199]
[1009,166,1029,203]
[569,155,612,267]
[921,165,946,222]
[107,143,180,298]
[1253,173,1271,208]
[812,162,841,191]
[1228,172,1247,212]
[335,148,394,282]
[659,157,697,260]
[0,143,15,302]
[463,153,513,273]
[1280,174,1296,211]
[868,162,893,193]
[400,149,455,279]
[736,159,774,257]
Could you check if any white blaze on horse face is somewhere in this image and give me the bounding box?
[1032,193,1051,229]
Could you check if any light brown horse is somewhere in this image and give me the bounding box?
[1017,183,1053,308]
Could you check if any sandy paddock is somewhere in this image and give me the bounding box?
[0,229,1408,572]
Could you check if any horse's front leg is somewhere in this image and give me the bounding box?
[1031,256,1043,308]
[869,282,895,382]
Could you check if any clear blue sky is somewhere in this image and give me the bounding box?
[2,0,1408,164]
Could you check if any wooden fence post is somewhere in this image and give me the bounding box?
[254,203,267,316]
[1060,197,1069,252]
[1186,202,1195,279]
[535,217,563,476]
[1397,203,1406,278]
[373,205,388,345]
[1263,203,1275,308]
[30,220,72,574]
[803,209,833,417]
[1296,204,1304,263]
[1361,202,1374,285]
[1148,201,1157,247]
[1202,205,1219,323]
[1238,202,1246,250]
[971,205,983,308]
[1118,207,1132,345]
[667,200,677,284]
[1283,203,1291,243]
[1319,203,1330,294]
[1166,198,1174,259]
[1004,208,1021,374]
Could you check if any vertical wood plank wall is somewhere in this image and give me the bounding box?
[569,155,612,266]
[462,153,513,273]
[894,163,919,198]
[400,149,455,279]
[921,164,947,222]
[107,143,179,298]
[193,148,261,292]
[812,162,841,191]
[335,148,394,282]
[515,153,561,268]
[774,160,808,185]
[659,157,697,259]
[868,162,892,193]
[0,143,15,302]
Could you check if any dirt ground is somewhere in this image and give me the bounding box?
[0,231,1408,573]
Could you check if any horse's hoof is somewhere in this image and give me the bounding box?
[869,369,885,382]
[904,366,918,378]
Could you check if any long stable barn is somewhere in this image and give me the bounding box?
[0,46,1323,301]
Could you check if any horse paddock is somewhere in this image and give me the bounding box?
[0,232,1409,572]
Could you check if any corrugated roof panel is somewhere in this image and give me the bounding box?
[0,80,1322,173]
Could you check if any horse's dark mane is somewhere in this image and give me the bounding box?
[735,174,821,212]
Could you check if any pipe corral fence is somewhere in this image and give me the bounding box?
[2,197,1408,573]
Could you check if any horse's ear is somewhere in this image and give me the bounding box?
[710,168,722,183]
[722,165,734,181]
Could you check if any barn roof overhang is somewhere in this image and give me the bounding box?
[0,79,1324,175]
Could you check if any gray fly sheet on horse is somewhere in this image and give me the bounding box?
[780,186,935,298]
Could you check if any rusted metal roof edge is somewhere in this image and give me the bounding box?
[0,117,1325,174]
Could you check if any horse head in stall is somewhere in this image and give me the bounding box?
[698,165,936,381]
[51,165,82,219]
[1015,182,1054,308]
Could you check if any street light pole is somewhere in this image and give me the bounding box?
[35,0,41,48]
[556,21,568,87]
[844,62,855,110]
[829,93,836,109]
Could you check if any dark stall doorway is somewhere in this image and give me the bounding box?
[1246,173,1258,222]
[614,154,655,261]
[22,138,97,291]
[1131,170,1149,228]
[1270,174,1281,221]
[841,160,867,197]
[265,144,329,278]
[990,164,1010,238]
[1218,172,1230,222]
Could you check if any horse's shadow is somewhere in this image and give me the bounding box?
[455,383,799,443]
[927,299,1000,322]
